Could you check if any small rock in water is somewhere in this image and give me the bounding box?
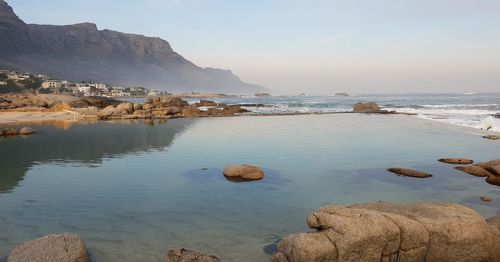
[387,168,432,178]
[480,196,493,202]
[166,248,220,262]
[201,167,209,171]
[8,233,88,262]
[483,135,500,140]
[353,102,380,113]
[455,165,492,177]
[223,164,265,181]
[2,128,18,136]
[438,158,473,165]
[18,127,35,135]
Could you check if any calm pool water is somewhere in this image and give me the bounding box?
[0,114,499,261]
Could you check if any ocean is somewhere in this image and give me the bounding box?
[210,93,500,132]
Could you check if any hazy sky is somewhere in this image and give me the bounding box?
[8,0,500,94]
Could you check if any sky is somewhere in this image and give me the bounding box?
[8,0,500,94]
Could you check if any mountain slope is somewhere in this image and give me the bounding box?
[0,0,266,94]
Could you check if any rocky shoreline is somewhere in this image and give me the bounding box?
[0,94,420,125]
[6,202,500,262]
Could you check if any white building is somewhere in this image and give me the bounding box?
[41,80,62,89]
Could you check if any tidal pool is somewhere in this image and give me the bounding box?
[0,114,499,261]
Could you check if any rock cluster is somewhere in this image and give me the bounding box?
[454,158,500,186]
[8,233,88,262]
[83,97,247,120]
[223,164,264,181]
[166,248,220,262]
[353,102,381,113]
[272,202,500,262]
[0,94,119,110]
[1,127,34,136]
[0,94,248,120]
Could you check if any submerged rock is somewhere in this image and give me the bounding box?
[18,127,35,135]
[223,164,264,181]
[166,248,220,262]
[2,128,18,136]
[353,102,380,113]
[438,158,473,165]
[481,196,493,202]
[387,167,432,178]
[272,202,499,262]
[8,233,87,262]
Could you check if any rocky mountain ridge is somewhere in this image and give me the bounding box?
[0,0,265,93]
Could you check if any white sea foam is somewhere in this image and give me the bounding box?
[477,116,500,132]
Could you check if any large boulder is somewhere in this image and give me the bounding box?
[8,233,88,262]
[116,102,134,114]
[353,102,380,113]
[223,164,264,181]
[166,248,220,262]
[272,202,499,262]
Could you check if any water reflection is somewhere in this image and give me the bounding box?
[0,119,195,193]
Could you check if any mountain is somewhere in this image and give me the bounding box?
[0,0,266,94]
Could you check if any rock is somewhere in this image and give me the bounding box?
[334,92,349,96]
[2,128,18,136]
[166,249,220,262]
[223,164,264,181]
[481,196,493,202]
[487,165,500,176]
[455,165,492,177]
[255,92,271,97]
[486,175,500,186]
[438,158,473,165]
[353,102,380,113]
[483,135,500,140]
[96,108,115,119]
[116,103,133,114]
[387,167,432,178]
[476,159,500,169]
[197,100,218,107]
[18,127,35,135]
[133,103,142,111]
[143,103,153,110]
[8,233,88,262]
[272,202,499,262]
[49,103,72,112]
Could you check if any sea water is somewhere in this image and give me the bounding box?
[0,114,499,261]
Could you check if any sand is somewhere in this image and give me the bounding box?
[0,111,80,124]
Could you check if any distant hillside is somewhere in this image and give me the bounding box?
[0,0,266,94]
